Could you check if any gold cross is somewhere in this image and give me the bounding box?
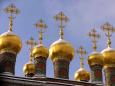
[77,46,87,57]
[4,3,20,15]
[101,22,115,47]
[77,46,86,68]
[35,19,47,44]
[4,4,20,31]
[88,29,100,51]
[26,37,36,61]
[54,11,69,39]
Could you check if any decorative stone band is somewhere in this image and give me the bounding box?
[52,57,71,62]
[53,58,70,79]
[34,56,47,77]
[90,65,103,84]
[104,65,115,86]
[0,49,17,55]
[0,52,16,74]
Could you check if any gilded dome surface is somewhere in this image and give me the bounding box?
[23,61,35,75]
[74,68,90,81]
[88,51,103,66]
[101,47,115,65]
[32,44,49,58]
[0,31,22,54]
[49,39,74,61]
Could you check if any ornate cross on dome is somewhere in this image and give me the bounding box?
[35,19,47,44]
[101,22,115,48]
[77,46,87,68]
[88,29,100,51]
[54,11,69,39]
[4,4,20,32]
[26,37,36,61]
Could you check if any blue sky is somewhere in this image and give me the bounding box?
[0,0,115,80]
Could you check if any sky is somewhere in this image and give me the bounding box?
[0,0,115,80]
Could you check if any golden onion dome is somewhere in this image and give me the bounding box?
[49,39,74,62]
[74,68,90,81]
[101,47,115,66]
[0,31,22,54]
[32,44,49,58]
[23,61,35,75]
[88,52,103,66]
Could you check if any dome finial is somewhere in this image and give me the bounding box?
[23,37,36,77]
[75,46,90,81]
[26,37,36,61]
[54,11,69,39]
[77,46,86,68]
[4,4,20,32]
[35,19,47,44]
[101,22,115,48]
[88,28,100,51]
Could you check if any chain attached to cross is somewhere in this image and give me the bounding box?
[4,4,20,31]
[101,22,115,48]
[54,11,69,39]
[88,29,100,51]
[26,37,36,61]
[77,46,87,68]
[35,19,47,44]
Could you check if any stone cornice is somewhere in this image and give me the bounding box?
[0,74,100,86]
